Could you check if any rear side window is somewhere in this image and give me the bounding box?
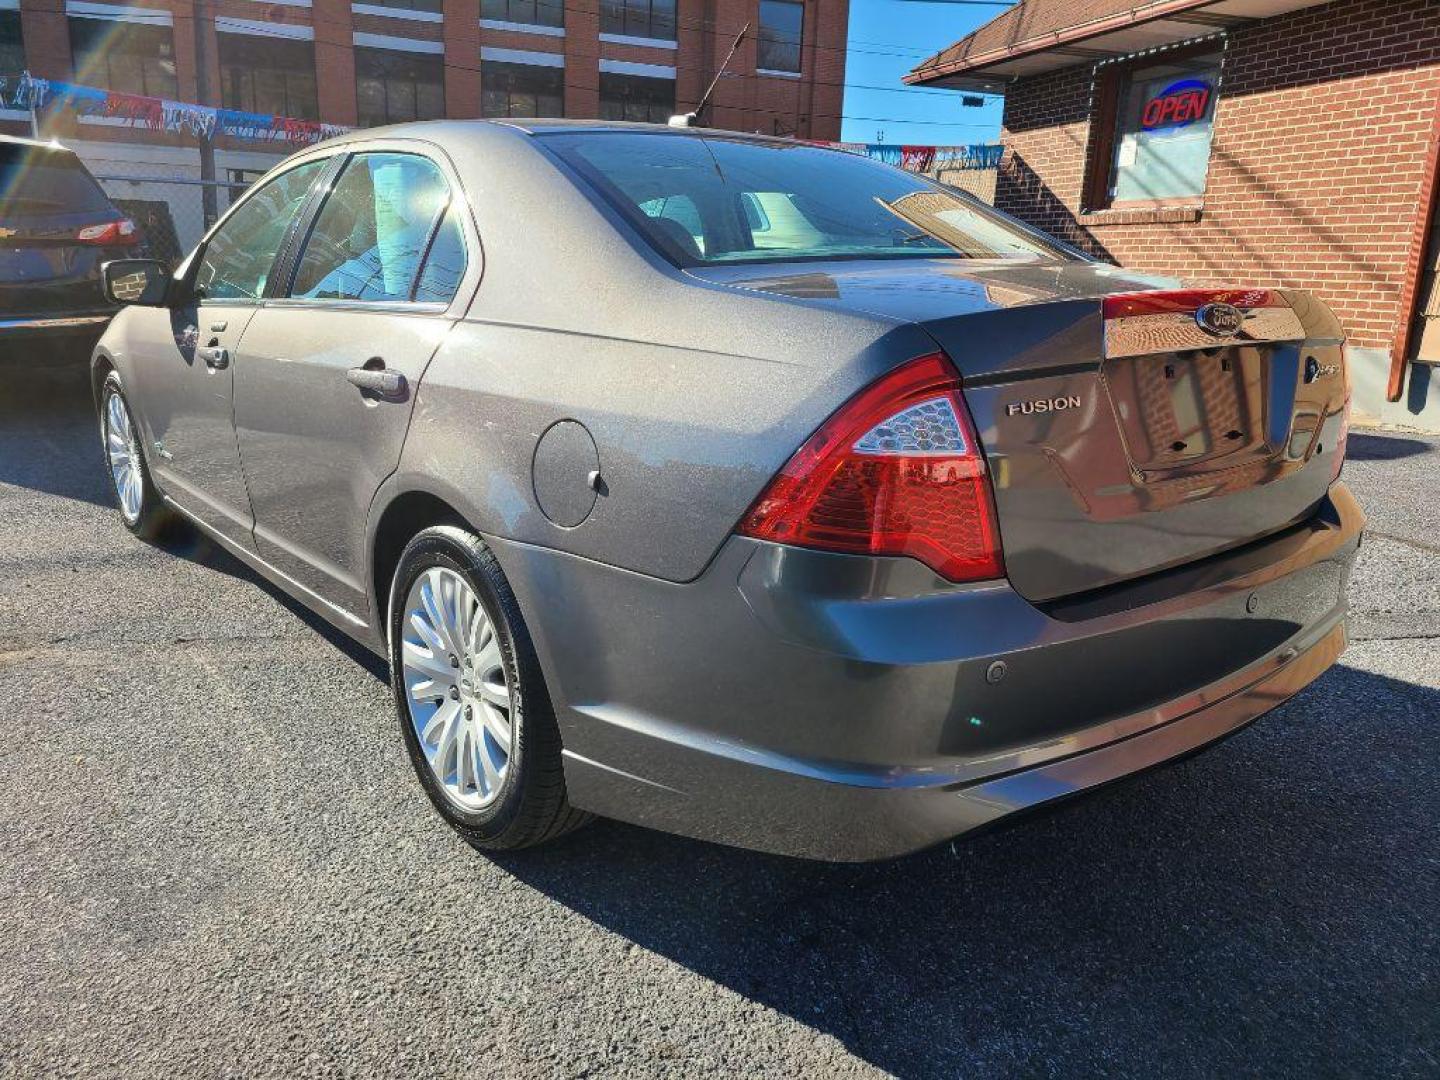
[412,208,468,304]
[290,153,453,303]
[195,159,328,301]
[0,145,113,216]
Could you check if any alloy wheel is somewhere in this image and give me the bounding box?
[400,567,514,811]
[104,389,143,524]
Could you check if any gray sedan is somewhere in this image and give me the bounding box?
[91,120,1361,860]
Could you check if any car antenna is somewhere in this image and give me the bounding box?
[670,22,750,129]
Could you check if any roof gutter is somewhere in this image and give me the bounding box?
[905,0,1218,85]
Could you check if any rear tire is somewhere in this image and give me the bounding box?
[388,525,590,851]
[99,372,172,541]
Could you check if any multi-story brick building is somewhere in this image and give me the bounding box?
[1,0,847,246]
[907,0,1440,429]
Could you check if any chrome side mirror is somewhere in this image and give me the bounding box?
[102,259,171,307]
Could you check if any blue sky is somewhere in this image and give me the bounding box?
[839,0,1012,146]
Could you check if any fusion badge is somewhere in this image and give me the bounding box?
[1007,395,1082,417]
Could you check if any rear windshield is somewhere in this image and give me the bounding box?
[541,131,1068,266]
[0,144,114,216]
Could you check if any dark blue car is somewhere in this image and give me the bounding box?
[1,134,144,359]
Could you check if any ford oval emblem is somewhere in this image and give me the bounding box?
[1195,302,1245,336]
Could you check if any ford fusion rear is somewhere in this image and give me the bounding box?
[90,121,1362,861]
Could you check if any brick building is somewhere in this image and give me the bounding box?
[908,0,1440,429]
[1,0,847,247]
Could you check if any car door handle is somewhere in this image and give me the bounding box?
[198,345,229,370]
[346,366,407,400]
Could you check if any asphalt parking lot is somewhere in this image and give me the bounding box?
[1,362,1437,1078]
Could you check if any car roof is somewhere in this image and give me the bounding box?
[305,118,805,155]
[0,133,81,156]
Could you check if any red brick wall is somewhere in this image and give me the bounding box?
[995,0,1440,350]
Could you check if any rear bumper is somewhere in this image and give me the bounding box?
[492,482,1364,861]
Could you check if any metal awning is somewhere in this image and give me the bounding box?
[907,0,1338,92]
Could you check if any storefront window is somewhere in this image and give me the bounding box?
[1103,50,1220,205]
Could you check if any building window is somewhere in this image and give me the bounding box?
[356,48,445,128]
[757,0,802,74]
[360,0,444,12]
[68,17,177,98]
[599,0,675,42]
[219,34,318,120]
[482,61,563,117]
[599,72,673,123]
[1,12,24,77]
[1087,47,1222,208]
[482,0,563,29]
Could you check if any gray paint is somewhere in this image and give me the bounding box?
[94,119,1365,859]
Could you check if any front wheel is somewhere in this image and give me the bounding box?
[100,372,172,540]
[388,525,590,851]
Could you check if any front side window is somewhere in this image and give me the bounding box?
[482,0,563,28]
[599,0,675,41]
[1,12,25,77]
[68,17,177,98]
[598,73,674,124]
[482,61,563,118]
[356,48,445,128]
[219,34,318,120]
[1102,50,1221,205]
[290,153,456,303]
[194,159,327,301]
[757,0,803,74]
[545,132,1066,266]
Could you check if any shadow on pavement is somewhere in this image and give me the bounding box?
[497,666,1440,1077]
[1347,432,1435,461]
[0,362,389,681]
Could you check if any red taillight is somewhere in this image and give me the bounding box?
[737,352,1004,582]
[75,219,138,246]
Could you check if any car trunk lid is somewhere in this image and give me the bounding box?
[932,286,1348,602]
[693,260,1349,602]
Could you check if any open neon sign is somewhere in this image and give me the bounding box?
[1141,79,1212,131]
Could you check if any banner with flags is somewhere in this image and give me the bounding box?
[0,71,349,146]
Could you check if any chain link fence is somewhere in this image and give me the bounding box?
[92,174,257,270]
